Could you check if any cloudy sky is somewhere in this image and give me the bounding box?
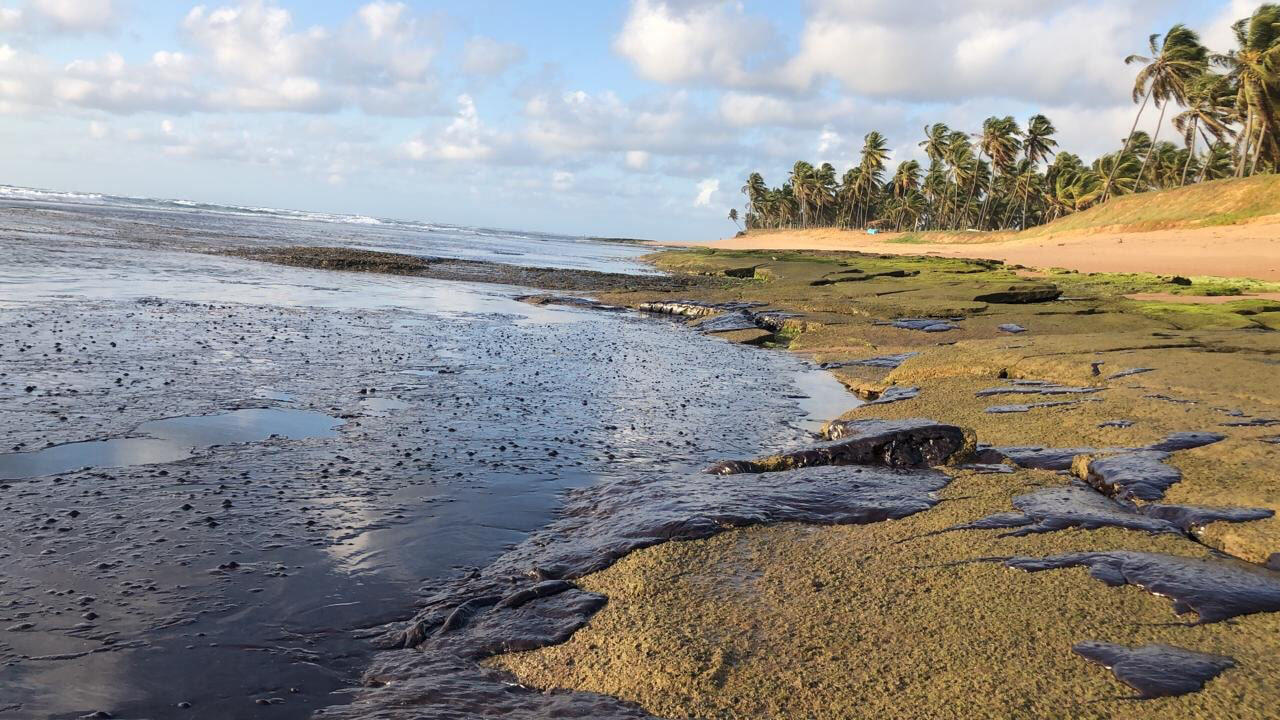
[0,0,1263,239]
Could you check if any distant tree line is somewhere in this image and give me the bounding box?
[734,5,1280,233]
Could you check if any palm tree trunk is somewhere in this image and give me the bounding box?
[1137,101,1167,191]
[1237,109,1253,178]
[1249,115,1268,176]
[1103,85,1153,202]
[1180,117,1198,187]
[1196,127,1215,184]
[958,151,984,230]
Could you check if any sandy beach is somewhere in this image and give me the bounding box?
[682,217,1280,282]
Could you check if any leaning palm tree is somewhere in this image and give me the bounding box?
[1214,4,1280,176]
[727,208,741,231]
[1105,24,1209,200]
[1173,72,1237,185]
[890,160,922,198]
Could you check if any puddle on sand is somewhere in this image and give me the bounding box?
[0,408,341,479]
[790,367,864,434]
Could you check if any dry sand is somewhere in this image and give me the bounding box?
[679,218,1280,281]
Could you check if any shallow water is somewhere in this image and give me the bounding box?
[0,409,342,480]
[0,198,843,719]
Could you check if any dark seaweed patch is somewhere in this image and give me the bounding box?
[1072,641,1234,698]
[949,485,1271,537]
[319,464,951,718]
[1005,551,1280,623]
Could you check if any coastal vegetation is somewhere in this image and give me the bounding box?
[737,4,1280,233]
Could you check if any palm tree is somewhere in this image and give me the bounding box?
[943,130,974,229]
[727,208,741,231]
[856,132,890,227]
[1173,72,1237,185]
[977,116,1021,228]
[1105,24,1209,200]
[788,161,816,227]
[890,160,921,197]
[1019,114,1058,228]
[1214,4,1280,176]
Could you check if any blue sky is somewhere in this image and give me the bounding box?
[0,0,1262,239]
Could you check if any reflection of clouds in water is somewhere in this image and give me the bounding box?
[1,245,598,325]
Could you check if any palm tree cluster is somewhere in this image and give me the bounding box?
[737,5,1280,233]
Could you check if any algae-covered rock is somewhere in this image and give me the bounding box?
[707,418,972,474]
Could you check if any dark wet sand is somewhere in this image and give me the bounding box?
[0,211,854,718]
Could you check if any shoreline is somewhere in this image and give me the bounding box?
[217,244,1280,717]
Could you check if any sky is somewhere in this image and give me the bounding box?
[0,0,1266,240]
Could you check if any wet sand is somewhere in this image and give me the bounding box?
[0,204,847,718]
[682,217,1280,281]
[7,192,1280,718]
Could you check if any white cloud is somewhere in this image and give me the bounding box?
[0,8,23,31]
[0,1,447,116]
[551,170,574,191]
[403,94,502,162]
[6,0,122,33]
[87,119,108,139]
[1202,0,1261,51]
[461,36,525,77]
[624,149,651,170]
[693,177,718,207]
[780,0,1150,105]
[614,0,780,88]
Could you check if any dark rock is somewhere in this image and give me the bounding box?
[866,385,920,405]
[949,485,1271,537]
[1146,432,1225,453]
[707,418,971,475]
[693,310,762,334]
[1221,417,1280,427]
[976,384,1102,397]
[1004,551,1280,623]
[880,318,958,332]
[973,284,1061,304]
[985,400,1079,414]
[1078,450,1180,501]
[1169,276,1192,286]
[822,353,919,370]
[635,300,763,318]
[1098,420,1134,428]
[1073,641,1234,698]
[515,295,626,312]
[1107,367,1154,380]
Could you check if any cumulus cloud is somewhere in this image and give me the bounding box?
[0,1,445,115]
[779,0,1155,105]
[3,0,123,34]
[461,36,525,77]
[693,177,718,207]
[624,149,651,170]
[614,0,781,88]
[403,94,503,162]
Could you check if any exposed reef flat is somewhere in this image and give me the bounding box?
[223,246,715,293]
[480,247,1280,719]
[235,243,1280,717]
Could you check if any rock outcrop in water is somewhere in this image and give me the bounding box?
[706,418,973,475]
